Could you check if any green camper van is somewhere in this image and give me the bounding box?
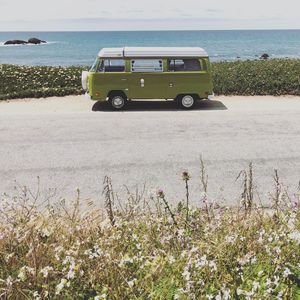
[82,47,214,110]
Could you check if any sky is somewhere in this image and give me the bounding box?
[0,0,300,31]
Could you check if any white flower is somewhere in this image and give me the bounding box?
[67,267,75,280]
[195,255,208,268]
[40,266,53,278]
[127,278,137,288]
[18,266,34,282]
[168,255,175,264]
[33,291,40,300]
[6,276,13,288]
[56,278,67,295]
[94,294,107,300]
[283,267,291,278]
[215,292,222,300]
[5,253,14,263]
[18,267,27,282]
[182,269,190,281]
[258,270,264,276]
[266,288,273,294]
[253,281,260,291]
[266,278,272,286]
[40,227,51,237]
[236,288,244,295]
[225,235,237,244]
[288,230,300,245]
[209,260,217,272]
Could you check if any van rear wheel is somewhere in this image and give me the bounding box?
[109,94,127,110]
[178,95,195,109]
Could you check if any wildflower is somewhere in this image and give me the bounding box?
[67,265,76,280]
[283,267,291,278]
[252,281,260,291]
[236,288,244,296]
[127,278,137,288]
[56,278,67,295]
[195,255,208,268]
[6,276,13,288]
[209,260,217,272]
[94,294,107,300]
[157,189,165,198]
[18,266,34,282]
[40,266,53,278]
[168,255,175,264]
[33,291,41,300]
[40,227,51,237]
[288,230,300,245]
[225,235,237,244]
[258,270,264,276]
[182,269,191,281]
[182,171,191,181]
[266,278,272,286]
[5,253,14,263]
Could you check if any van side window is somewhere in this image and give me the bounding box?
[98,59,125,72]
[131,59,163,72]
[168,59,201,72]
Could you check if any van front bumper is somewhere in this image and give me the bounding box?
[85,92,92,101]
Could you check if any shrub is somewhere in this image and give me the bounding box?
[212,59,300,96]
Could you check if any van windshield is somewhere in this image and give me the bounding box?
[90,59,98,72]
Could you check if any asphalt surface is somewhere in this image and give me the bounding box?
[1,95,300,206]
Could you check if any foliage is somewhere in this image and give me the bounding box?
[0,59,300,100]
[0,169,300,299]
[0,64,86,100]
[212,59,300,96]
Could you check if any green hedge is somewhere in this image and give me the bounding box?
[0,64,86,100]
[212,59,300,96]
[1,59,300,100]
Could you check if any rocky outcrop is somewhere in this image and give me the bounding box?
[28,38,46,44]
[260,53,269,60]
[4,40,28,45]
[4,37,47,45]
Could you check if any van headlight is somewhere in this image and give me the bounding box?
[81,71,89,90]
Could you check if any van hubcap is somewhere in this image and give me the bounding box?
[112,96,124,109]
[182,95,194,108]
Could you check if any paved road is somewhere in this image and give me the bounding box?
[1,95,300,206]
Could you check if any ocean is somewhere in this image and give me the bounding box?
[0,30,300,67]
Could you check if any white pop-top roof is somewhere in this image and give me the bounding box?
[98,47,208,58]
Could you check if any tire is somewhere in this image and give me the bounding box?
[109,94,127,110]
[178,94,196,109]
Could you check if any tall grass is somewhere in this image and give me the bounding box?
[0,167,299,299]
[1,59,300,100]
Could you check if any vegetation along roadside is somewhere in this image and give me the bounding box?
[0,59,300,100]
[0,164,300,299]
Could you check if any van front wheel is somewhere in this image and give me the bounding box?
[178,95,195,109]
[109,95,127,110]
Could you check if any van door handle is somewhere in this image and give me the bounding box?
[121,78,127,81]
[140,78,145,87]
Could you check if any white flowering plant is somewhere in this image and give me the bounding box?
[0,170,299,299]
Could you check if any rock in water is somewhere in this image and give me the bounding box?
[28,38,47,44]
[260,53,269,60]
[4,40,28,45]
